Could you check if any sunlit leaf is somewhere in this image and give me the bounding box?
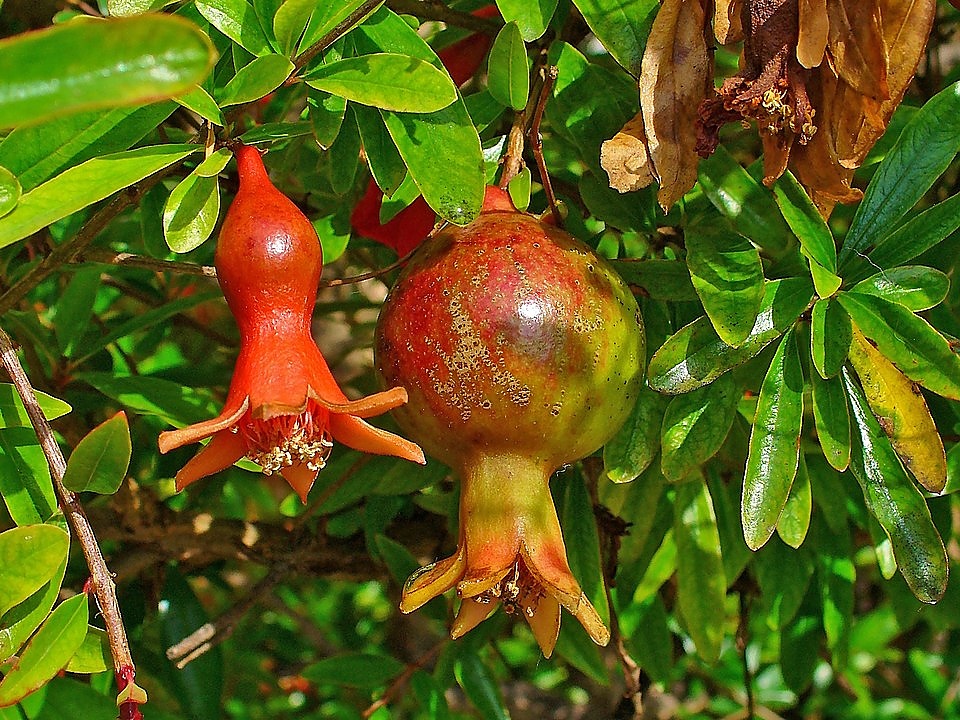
[486,22,528,111]
[0,525,69,618]
[62,412,132,495]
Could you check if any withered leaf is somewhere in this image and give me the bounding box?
[600,111,656,193]
[715,0,744,45]
[797,0,829,68]
[826,0,888,100]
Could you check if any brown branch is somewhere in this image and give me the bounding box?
[528,65,561,225]
[293,0,384,72]
[386,0,500,35]
[318,245,419,288]
[78,248,217,279]
[361,641,446,719]
[0,327,144,718]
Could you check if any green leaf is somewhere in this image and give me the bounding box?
[850,266,949,312]
[843,370,948,604]
[685,223,765,347]
[327,105,362,195]
[840,81,960,266]
[52,267,100,358]
[807,256,842,299]
[0,593,88,707]
[64,627,111,674]
[814,517,854,669]
[772,171,836,272]
[660,372,739,482]
[603,387,669,483]
[777,454,812,549]
[354,103,406,197]
[674,479,726,663]
[865,192,960,273]
[456,653,510,720]
[0,143,199,250]
[0,525,69,618]
[837,291,960,400]
[61,412,131,495]
[0,166,19,218]
[780,595,821,695]
[648,277,813,394]
[239,121,313,144]
[107,0,173,14]
[810,371,850,472]
[77,372,219,427]
[217,53,294,106]
[0,15,215,129]
[307,53,458,112]
[487,22,528,111]
[495,0,557,41]
[570,0,657,76]
[195,0,273,56]
[558,469,608,627]
[308,89,347,149]
[0,428,58,526]
[273,0,315,55]
[303,653,404,689]
[742,329,804,551]
[611,259,698,301]
[298,0,380,56]
[175,86,224,126]
[755,538,813,631]
[697,145,792,255]
[810,298,851,379]
[0,383,71,428]
[0,556,67,664]
[163,171,220,253]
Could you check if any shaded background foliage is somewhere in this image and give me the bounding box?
[0,1,960,719]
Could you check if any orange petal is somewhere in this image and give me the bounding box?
[526,594,561,658]
[280,463,319,504]
[451,597,499,639]
[401,547,466,613]
[565,593,610,647]
[328,414,425,464]
[312,386,409,419]
[174,430,247,491]
[159,397,249,454]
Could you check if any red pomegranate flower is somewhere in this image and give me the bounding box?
[159,145,424,501]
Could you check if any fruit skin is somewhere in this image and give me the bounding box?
[158,144,424,502]
[374,186,645,654]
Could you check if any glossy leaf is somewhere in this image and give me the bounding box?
[0,557,67,664]
[62,412,132,495]
[840,81,960,266]
[685,223,765,347]
[810,298,851,379]
[807,257,842,299]
[742,330,804,551]
[0,428,58,526]
[195,0,273,56]
[851,266,949,312]
[52,267,100,358]
[64,627,111,674]
[777,455,812,549]
[78,372,219,427]
[559,470,609,626]
[648,277,813,394]
[0,144,199,250]
[0,15,215,129]
[273,0,315,54]
[217,53,293,106]
[309,90,347,149]
[0,166,19,219]
[0,593,88,707]
[603,387,669,483]
[0,525,69,618]
[163,171,220,253]
[660,372,739,482]
[773,170,836,271]
[354,104,406,197]
[456,654,509,720]
[674,479,726,663]
[814,518,854,669]
[755,538,813,630]
[843,370,948,604]
[495,0,558,41]
[847,326,946,494]
[307,53,457,113]
[838,291,960,400]
[571,0,658,76]
[866,192,960,273]
[810,371,850,472]
[0,384,71,428]
[107,0,172,14]
[487,22,528,111]
[612,259,697,301]
[303,653,404,689]
[298,0,379,56]
[175,86,224,126]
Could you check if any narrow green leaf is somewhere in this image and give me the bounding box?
[298,0,380,57]
[0,428,58,526]
[61,412,131,495]
[742,330,804,550]
[0,557,67,663]
[674,479,726,663]
[507,167,532,211]
[697,146,792,255]
[837,291,960,400]
[814,517,854,669]
[648,277,813,394]
[354,104,406,197]
[487,22,528,111]
[630,529,676,605]
[773,171,836,271]
[240,121,313,144]
[755,538,813,630]
[0,384,71,428]
[840,81,960,266]
[559,469,608,627]
[303,653,404,689]
[865,192,960,273]
[0,593,88,707]
[810,298,851,379]
[780,595,821,695]
[308,89,347,149]
[685,224,765,347]
[807,256,842,298]
[273,0,315,55]
[217,53,293,106]
[777,454,812,548]
[107,0,173,14]
[0,166,19,218]
[456,654,510,720]
[0,15,215,129]
[0,526,69,618]
[64,627,111,674]
[603,387,669,483]
[195,148,233,177]
[851,266,949,312]
[195,0,273,56]
[77,372,219,427]
[52,267,100,358]
[327,105,361,195]
[570,0,658,76]
[307,53,458,112]
[612,259,697,301]
[843,370,948,604]
[175,86,224,126]
[810,371,850,472]
[660,373,739,482]
[0,144,199,250]
[495,0,557,41]
[163,171,220,253]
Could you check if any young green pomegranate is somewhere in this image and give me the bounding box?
[375,187,645,655]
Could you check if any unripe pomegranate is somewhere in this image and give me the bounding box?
[159,144,424,502]
[375,187,645,655]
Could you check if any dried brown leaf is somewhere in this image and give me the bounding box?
[797,0,828,68]
[715,0,744,45]
[826,0,888,100]
[640,0,711,211]
[600,112,656,193]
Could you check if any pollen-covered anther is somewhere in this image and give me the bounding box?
[241,408,335,475]
[473,560,544,618]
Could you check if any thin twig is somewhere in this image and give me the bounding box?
[386,0,500,34]
[738,592,756,719]
[293,0,384,72]
[528,66,561,226]
[78,248,217,278]
[0,327,144,719]
[319,245,419,288]
[361,642,445,719]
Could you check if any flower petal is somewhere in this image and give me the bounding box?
[159,397,249,454]
[174,430,247,491]
[328,413,425,464]
[565,593,610,647]
[451,597,499,639]
[280,462,319,504]
[526,594,561,658]
[401,546,466,613]
[312,386,409,419]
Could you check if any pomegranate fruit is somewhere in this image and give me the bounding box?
[159,144,424,502]
[374,187,645,655]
